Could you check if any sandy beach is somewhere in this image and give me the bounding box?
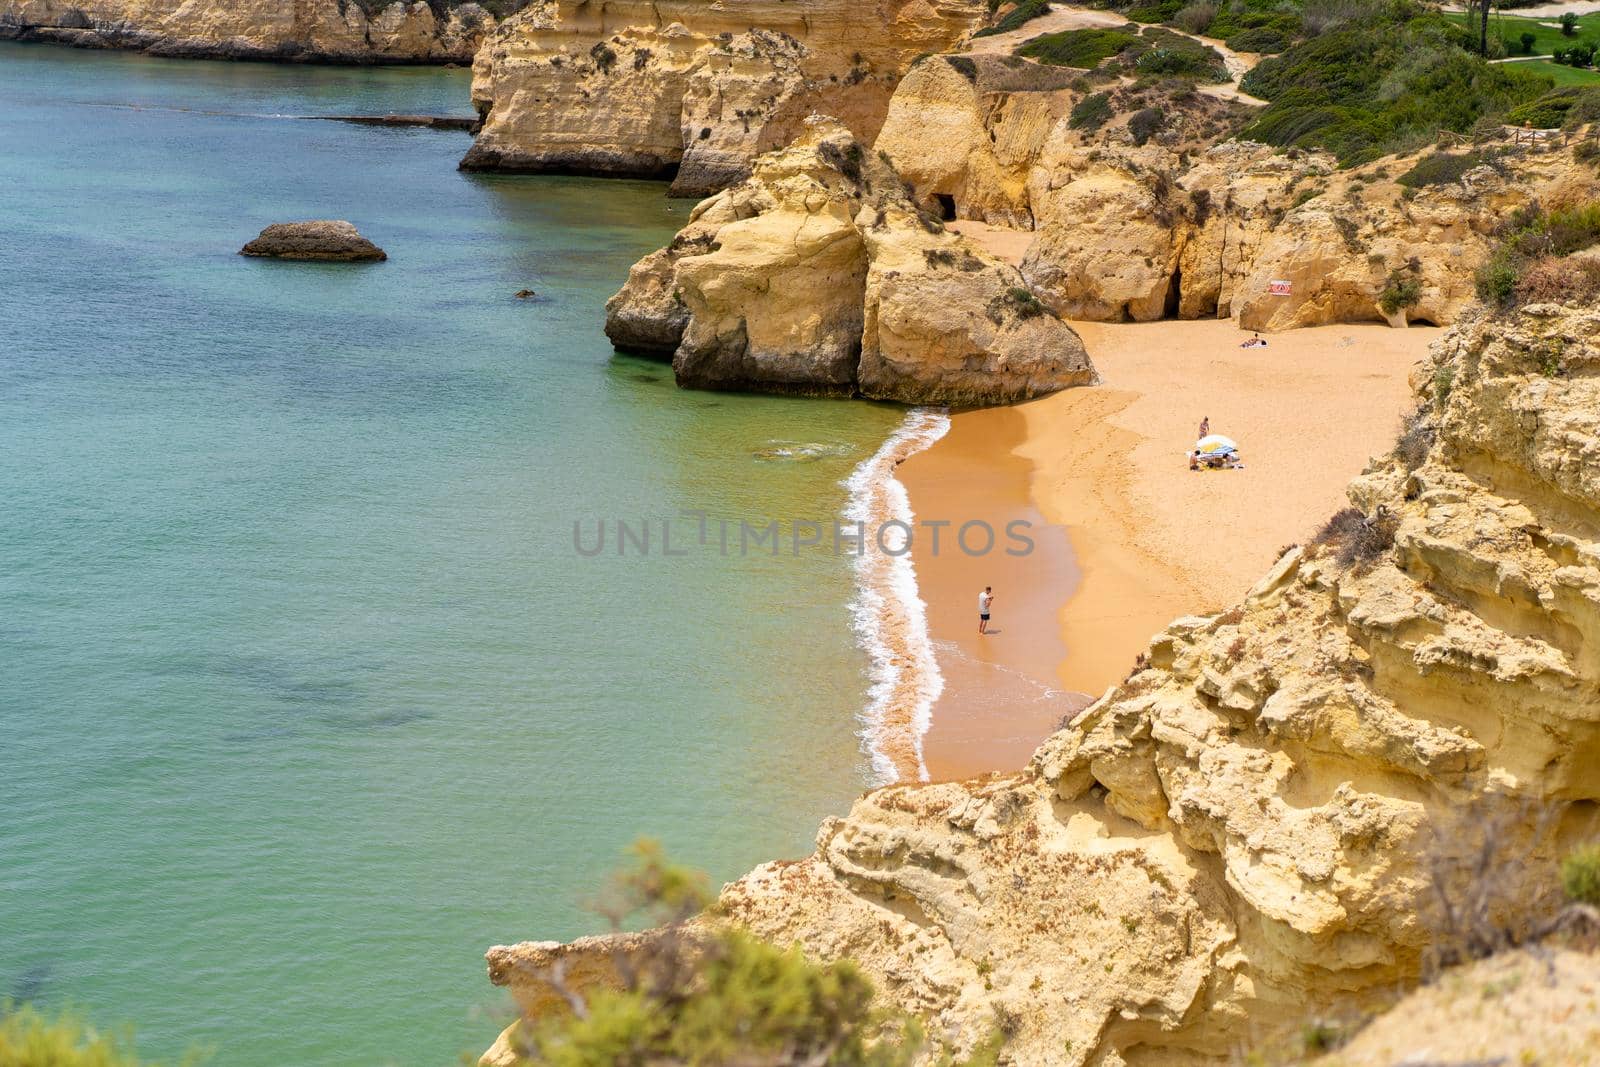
[898,408,1086,780]
[902,318,1439,777]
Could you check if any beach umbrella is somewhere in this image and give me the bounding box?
[1196,434,1238,455]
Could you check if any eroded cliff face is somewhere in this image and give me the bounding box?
[460,0,987,195]
[604,116,1096,403]
[876,53,1600,331]
[0,0,508,62]
[484,302,1600,1063]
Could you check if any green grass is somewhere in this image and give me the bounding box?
[1526,58,1600,87]
[1452,9,1600,57]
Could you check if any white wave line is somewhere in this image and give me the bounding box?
[843,407,950,784]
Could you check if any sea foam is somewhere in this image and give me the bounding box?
[843,407,950,784]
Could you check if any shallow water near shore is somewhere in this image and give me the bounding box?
[0,42,906,1066]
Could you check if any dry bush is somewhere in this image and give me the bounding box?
[1310,507,1397,569]
[1172,2,1218,35]
[1512,255,1600,306]
[1394,408,1435,472]
[1421,798,1569,976]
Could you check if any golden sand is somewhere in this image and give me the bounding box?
[904,318,1439,777]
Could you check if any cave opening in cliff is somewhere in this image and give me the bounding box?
[934,194,957,221]
[1165,266,1182,318]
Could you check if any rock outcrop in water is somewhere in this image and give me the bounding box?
[459,0,987,196]
[605,117,1096,404]
[876,53,1600,330]
[240,220,386,261]
[484,300,1600,1062]
[0,0,511,63]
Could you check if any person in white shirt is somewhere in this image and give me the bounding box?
[978,586,994,635]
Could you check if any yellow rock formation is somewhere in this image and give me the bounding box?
[875,54,1600,330]
[460,0,987,194]
[0,0,498,61]
[604,117,1096,403]
[483,301,1600,1063]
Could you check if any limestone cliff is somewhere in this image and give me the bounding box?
[459,0,987,195]
[604,116,1096,404]
[483,300,1600,1063]
[876,53,1600,330]
[0,0,509,62]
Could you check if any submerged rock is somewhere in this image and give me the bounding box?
[604,117,1095,404]
[239,221,386,262]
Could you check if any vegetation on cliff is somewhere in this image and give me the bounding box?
[1017,24,1229,81]
[0,1004,185,1067]
[1474,200,1600,308]
[1240,2,1551,164]
[495,843,1001,1067]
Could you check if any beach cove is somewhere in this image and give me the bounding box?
[0,41,919,1067]
[900,318,1440,777]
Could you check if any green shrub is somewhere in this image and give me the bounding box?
[1545,202,1600,253]
[1378,269,1423,314]
[1126,1,1183,24]
[1227,26,1292,53]
[974,0,1051,39]
[1070,91,1114,130]
[1508,87,1595,128]
[1134,30,1230,80]
[1561,843,1600,906]
[1562,11,1579,36]
[1017,27,1142,67]
[1240,10,1553,166]
[1521,31,1537,54]
[1475,253,1521,307]
[508,843,1004,1067]
[945,54,978,82]
[0,1004,176,1067]
[1433,363,1456,407]
[1397,150,1492,188]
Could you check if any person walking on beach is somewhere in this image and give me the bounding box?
[1198,415,1209,439]
[978,586,994,635]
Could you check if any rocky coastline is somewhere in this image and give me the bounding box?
[484,299,1600,1063]
[458,0,989,196]
[604,117,1097,404]
[0,0,516,64]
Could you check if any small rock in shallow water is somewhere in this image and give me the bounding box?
[240,220,386,262]
[515,289,537,298]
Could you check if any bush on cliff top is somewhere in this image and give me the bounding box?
[974,0,1051,38]
[1018,27,1143,68]
[508,842,1003,1067]
[1397,149,1495,188]
[1240,3,1552,164]
[0,1004,179,1067]
[1475,201,1600,309]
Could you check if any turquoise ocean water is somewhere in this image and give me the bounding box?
[0,43,905,1065]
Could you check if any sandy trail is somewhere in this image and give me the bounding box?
[901,318,1437,776]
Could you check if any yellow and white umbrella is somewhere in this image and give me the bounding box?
[1195,434,1239,455]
